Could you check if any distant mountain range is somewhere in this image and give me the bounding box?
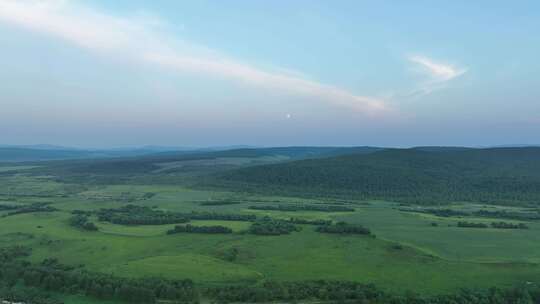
[0,146,183,162]
[0,145,378,162]
[1,143,538,163]
[0,145,254,162]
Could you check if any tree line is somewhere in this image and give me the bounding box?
[1,202,58,218]
[457,221,529,229]
[167,224,232,234]
[316,222,372,235]
[457,221,488,228]
[97,205,257,226]
[402,207,540,222]
[473,209,540,221]
[491,221,529,229]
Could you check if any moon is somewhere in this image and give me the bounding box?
[286,113,291,119]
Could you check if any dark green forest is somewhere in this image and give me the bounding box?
[215,147,540,205]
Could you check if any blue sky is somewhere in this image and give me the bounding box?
[0,0,539,148]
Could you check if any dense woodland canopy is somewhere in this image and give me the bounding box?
[217,147,540,205]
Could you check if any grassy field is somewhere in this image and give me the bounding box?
[337,202,540,263]
[3,210,539,294]
[1,172,540,302]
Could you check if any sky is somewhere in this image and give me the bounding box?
[0,0,539,148]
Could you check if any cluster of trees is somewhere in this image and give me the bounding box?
[248,204,354,212]
[97,205,257,226]
[167,224,232,234]
[316,222,372,235]
[0,249,197,303]
[199,200,242,206]
[288,217,332,225]
[3,202,58,217]
[248,217,300,235]
[491,221,529,229]
[69,215,98,231]
[473,209,540,221]
[457,221,488,228]
[97,205,189,225]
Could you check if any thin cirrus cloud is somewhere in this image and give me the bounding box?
[408,55,467,96]
[0,0,391,116]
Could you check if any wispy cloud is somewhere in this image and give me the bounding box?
[408,55,467,96]
[0,0,390,115]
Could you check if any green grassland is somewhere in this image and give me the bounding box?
[337,202,540,263]
[2,148,540,303]
[2,210,538,295]
[1,177,540,299]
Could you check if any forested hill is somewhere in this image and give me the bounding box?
[215,147,540,205]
